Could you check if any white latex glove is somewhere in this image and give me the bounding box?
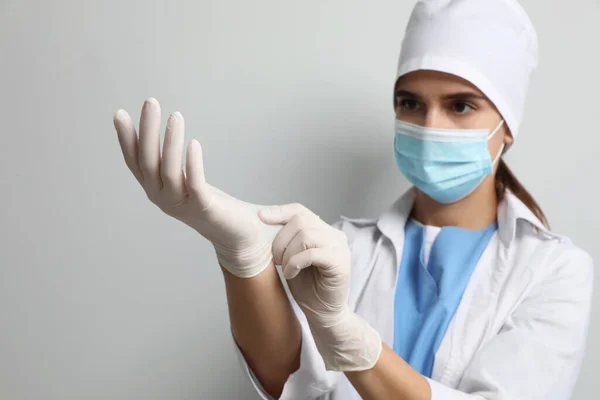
[113,97,280,278]
[259,204,383,372]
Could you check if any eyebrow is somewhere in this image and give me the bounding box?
[394,89,486,101]
[443,92,487,101]
[395,90,423,100]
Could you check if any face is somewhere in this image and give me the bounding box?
[394,70,513,167]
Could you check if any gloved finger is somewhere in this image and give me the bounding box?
[185,139,214,210]
[113,109,143,184]
[270,213,321,266]
[282,227,333,269]
[283,247,341,280]
[160,112,186,201]
[138,97,163,194]
[258,203,317,225]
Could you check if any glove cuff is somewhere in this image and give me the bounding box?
[214,241,273,279]
[309,309,383,372]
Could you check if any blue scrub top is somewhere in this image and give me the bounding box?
[393,219,497,377]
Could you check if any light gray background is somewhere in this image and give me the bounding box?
[1,1,598,399]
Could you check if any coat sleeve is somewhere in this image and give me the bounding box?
[427,246,594,400]
[232,220,351,400]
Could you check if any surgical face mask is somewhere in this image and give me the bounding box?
[394,119,505,204]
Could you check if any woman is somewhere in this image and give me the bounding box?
[113,0,593,399]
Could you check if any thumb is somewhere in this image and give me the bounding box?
[258,203,316,225]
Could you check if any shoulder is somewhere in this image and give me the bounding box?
[513,221,594,299]
[544,239,594,289]
[518,219,592,269]
[500,191,594,288]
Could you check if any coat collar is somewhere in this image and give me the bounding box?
[374,188,561,267]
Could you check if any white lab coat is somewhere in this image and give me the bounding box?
[234,189,594,400]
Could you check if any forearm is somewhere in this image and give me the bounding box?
[345,343,431,400]
[223,260,301,398]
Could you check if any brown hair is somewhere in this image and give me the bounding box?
[495,159,549,229]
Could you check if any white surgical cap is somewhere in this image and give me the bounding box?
[396,0,538,140]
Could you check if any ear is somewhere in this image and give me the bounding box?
[504,126,514,145]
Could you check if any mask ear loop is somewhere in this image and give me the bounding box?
[492,143,505,166]
[488,120,505,166]
[487,119,505,139]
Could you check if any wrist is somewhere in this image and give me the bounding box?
[214,242,273,279]
[307,309,383,372]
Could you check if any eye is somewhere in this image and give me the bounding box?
[398,98,420,111]
[451,101,475,114]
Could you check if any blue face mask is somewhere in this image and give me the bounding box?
[394,119,505,204]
